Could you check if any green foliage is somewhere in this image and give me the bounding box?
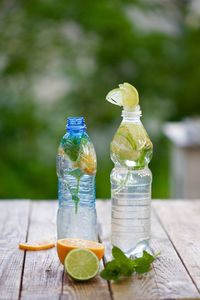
[100,246,158,281]
[62,136,82,161]
[0,0,199,198]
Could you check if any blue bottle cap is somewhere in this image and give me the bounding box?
[66,116,86,131]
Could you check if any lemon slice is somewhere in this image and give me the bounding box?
[64,249,99,281]
[106,88,123,106]
[106,82,139,110]
[111,125,139,161]
[111,123,153,162]
[19,241,55,251]
[77,141,97,176]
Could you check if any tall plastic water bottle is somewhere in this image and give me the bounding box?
[56,117,98,241]
[106,83,153,256]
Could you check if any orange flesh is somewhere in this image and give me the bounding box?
[57,238,104,264]
[19,241,55,251]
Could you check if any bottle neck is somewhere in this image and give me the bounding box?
[66,116,86,133]
[121,105,142,123]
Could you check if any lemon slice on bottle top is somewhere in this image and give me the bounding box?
[106,82,139,110]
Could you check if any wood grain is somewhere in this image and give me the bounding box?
[20,201,63,300]
[20,201,111,300]
[0,200,30,300]
[97,200,200,300]
[1,199,200,300]
[153,200,200,294]
[60,201,112,300]
[62,263,111,300]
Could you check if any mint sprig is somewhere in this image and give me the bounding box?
[66,169,83,213]
[100,246,159,281]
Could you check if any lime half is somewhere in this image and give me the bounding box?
[64,249,99,281]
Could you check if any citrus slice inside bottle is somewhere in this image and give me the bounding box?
[111,123,152,166]
[111,125,139,161]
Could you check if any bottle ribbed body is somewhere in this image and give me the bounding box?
[111,167,152,256]
[57,117,98,241]
[57,174,97,241]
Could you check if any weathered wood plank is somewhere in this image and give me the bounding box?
[61,202,112,300]
[20,201,63,300]
[0,200,30,300]
[21,200,111,300]
[153,200,200,294]
[62,265,112,300]
[2,199,200,300]
[97,200,200,300]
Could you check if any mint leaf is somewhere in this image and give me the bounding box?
[100,247,159,281]
[112,246,129,262]
[67,168,83,179]
[112,246,134,276]
[120,260,134,277]
[100,260,121,281]
[132,260,152,274]
[63,136,81,161]
[66,169,83,213]
[71,194,80,213]
[131,251,156,274]
[143,250,155,264]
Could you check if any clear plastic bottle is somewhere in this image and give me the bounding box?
[107,83,153,256]
[56,117,98,241]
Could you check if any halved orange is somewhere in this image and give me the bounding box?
[19,240,55,251]
[57,238,104,264]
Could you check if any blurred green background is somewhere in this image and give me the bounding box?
[0,0,200,199]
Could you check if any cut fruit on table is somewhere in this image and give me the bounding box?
[57,238,104,264]
[19,240,55,251]
[64,248,99,281]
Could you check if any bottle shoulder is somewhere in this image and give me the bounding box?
[57,130,96,177]
[58,131,94,154]
[61,131,90,142]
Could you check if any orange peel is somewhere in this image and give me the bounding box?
[57,238,104,264]
[19,241,55,251]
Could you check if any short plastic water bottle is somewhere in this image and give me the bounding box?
[56,117,98,241]
[106,83,153,256]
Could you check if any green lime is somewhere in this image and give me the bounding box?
[64,249,99,281]
[111,123,153,162]
[119,82,139,109]
[106,82,139,110]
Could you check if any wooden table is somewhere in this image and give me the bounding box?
[1,200,200,300]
